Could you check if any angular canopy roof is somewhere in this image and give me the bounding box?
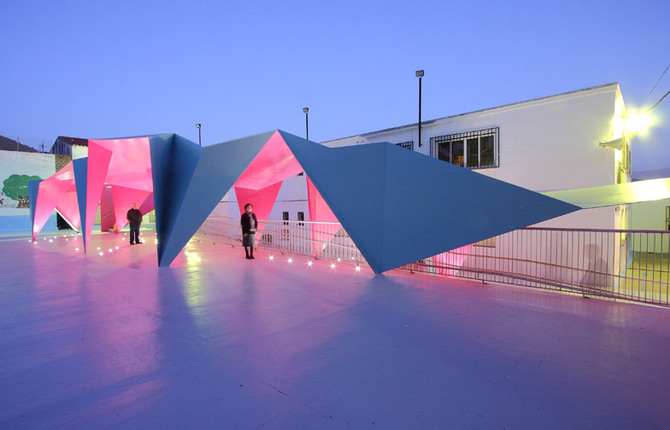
[31,129,601,273]
[149,130,581,272]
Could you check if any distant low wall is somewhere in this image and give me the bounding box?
[0,208,57,234]
[0,150,65,234]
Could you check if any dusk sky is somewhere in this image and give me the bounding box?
[1,0,669,173]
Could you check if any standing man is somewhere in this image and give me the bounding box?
[127,203,143,245]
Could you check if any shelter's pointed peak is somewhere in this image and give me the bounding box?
[209,130,277,147]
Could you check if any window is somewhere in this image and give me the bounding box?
[297,211,305,226]
[430,127,499,169]
[666,206,670,231]
[395,141,414,151]
[282,212,289,241]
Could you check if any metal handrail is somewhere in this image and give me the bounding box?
[195,216,670,306]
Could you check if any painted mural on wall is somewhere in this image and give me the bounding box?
[0,150,56,210]
[1,174,41,208]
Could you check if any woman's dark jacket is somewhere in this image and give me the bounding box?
[241,213,258,234]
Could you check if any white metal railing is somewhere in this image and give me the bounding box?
[195,217,670,306]
[196,216,366,265]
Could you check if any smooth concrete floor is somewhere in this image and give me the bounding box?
[1,232,670,429]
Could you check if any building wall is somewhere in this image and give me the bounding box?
[630,199,670,253]
[632,199,670,231]
[72,145,88,160]
[0,150,58,232]
[323,83,629,231]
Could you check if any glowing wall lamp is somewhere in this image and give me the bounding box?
[600,110,653,149]
[624,110,652,135]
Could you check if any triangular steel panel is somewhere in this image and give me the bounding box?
[280,132,388,271]
[380,143,581,272]
[154,131,275,266]
[28,180,41,239]
[72,158,89,253]
[283,133,580,273]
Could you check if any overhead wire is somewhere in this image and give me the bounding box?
[640,63,670,106]
[639,62,670,112]
[646,89,670,113]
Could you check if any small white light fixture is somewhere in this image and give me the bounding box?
[115,246,119,250]
[337,257,341,262]
[288,257,293,263]
[599,137,624,150]
[307,261,313,266]
[330,263,336,269]
[75,247,79,251]
[99,252,104,256]
[355,266,361,272]
[269,255,274,261]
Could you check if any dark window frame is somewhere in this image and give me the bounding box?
[395,141,414,151]
[430,127,499,169]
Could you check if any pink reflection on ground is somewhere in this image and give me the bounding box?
[3,232,670,428]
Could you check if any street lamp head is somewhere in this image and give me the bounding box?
[303,107,309,113]
[415,70,424,77]
[195,123,201,128]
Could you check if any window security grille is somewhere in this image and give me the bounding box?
[430,127,499,169]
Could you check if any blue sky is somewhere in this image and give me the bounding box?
[1,0,669,172]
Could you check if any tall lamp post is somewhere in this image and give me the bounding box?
[303,107,309,140]
[195,123,201,146]
[416,70,424,148]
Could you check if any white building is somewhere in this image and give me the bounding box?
[322,82,632,230]
[228,83,632,231]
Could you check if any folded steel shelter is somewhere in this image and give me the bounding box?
[31,130,591,273]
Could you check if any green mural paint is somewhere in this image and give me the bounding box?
[3,174,42,206]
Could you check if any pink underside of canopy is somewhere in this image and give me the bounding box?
[100,188,115,232]
[83,137,153,249]
[234,182,283,235]
[55,182,81,231]
[84,143,112,250]
[307,177,340,256]
[137,194,154,215]
[111,185,154,232]
[32,162,81,240]
[234,132,303,190]
[234,182,283,220]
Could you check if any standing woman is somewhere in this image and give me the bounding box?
[241,203,258,259]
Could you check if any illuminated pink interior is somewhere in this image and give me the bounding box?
[234,132,303,190]
[78,137,154,250]
[33,162,81,240]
